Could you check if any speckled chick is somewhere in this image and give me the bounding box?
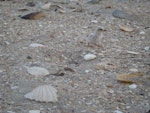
[86,27,103,47]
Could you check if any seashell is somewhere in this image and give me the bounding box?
[29,43,46,48]
[20,11,45,20]
[24,85,58,102]
[29,110,40,113]
[41,3,51,10]
[84,54,97,61]
[116,72,143,83]
[119,24,134,32]
[26,66,49,77]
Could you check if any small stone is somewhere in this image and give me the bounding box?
[29,110,40,113]
[84,54,97,61]
[114,110,123,113]
[128,84,137,89]
[7,111,16,113]
[85,70,90,73]
[129,68,138,72]
[140,31,145,34]
[91,20,98,23]
[87,0,100,4]
[144,46,149,51]
[112,10,134,21]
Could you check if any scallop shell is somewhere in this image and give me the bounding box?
[24,85,58,102]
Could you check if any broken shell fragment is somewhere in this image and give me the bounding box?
[84,54,97,61]
[29,43,46,48]
[41,3,51,10]
[116,72,143,83]
[20,11,45,20]
[24,85,58,102]
[26,66,49,77]
[119,24,134,32]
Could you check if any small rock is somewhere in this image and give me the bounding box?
[85,70,90,73]
[91,20,98,23]
[7,111,16,113]
[129,68,138,72]
[87,0,100,4]
[29,110,40,113]
[112,10,134,21]
[139,31,145,34]
[84,54,97,61]
[128,84,137,89]
[114,110,123,113]
[144,46,149,51]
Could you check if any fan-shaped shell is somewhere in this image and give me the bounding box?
[24,85,58,102]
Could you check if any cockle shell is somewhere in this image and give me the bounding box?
[24,85,58,102]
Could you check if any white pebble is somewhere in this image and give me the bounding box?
[29,110,40,113]
[85,70,90,73]
[129,68,138,72]
[114,110,123,113]
[84,54,97,61]
[128,84,137,89]
[140,31,145,34]
[144,46,149,51]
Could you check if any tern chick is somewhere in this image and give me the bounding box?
[86,27,104,47]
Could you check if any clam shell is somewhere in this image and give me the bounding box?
[24,85,58,102]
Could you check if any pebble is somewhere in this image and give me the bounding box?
[84,54,97,61]
[139,31,145,34]
[29,110,40,113]
[114,110,123,113]
[7,111,16,113]
[112,10,134,21]
[87,0,100,4]
[91,20,98,23]
[144,46,149,51]
[129,68,138,72]
[128,84,137,89]
[85,70,90,73]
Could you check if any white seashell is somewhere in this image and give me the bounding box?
[29,110,40,113]
[41,3,51,10]
[84,54,97,61]
[29,43,46,48]
[26,66,49,77]
[24,85,58,102]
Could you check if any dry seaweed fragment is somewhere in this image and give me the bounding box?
[20,11,45,20]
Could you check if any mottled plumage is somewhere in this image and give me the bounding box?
[86,27,104,47]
